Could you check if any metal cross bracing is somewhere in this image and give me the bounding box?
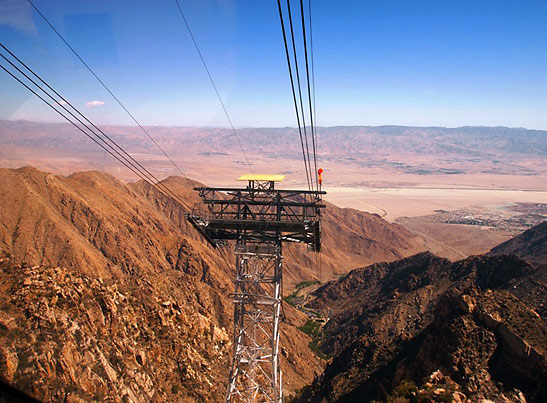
[227,244,282,402]
[188,176,324,402]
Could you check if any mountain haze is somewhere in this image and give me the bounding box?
[2,120,546,159]
[1,120,545,180]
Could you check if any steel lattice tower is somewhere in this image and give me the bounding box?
[188,174,324,402]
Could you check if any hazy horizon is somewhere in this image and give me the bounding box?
[2,118,546,132]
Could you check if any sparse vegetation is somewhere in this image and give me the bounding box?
[307,339,329,360]
[383,377,458,403]
[298,319,321,337]
[298,319,329,360]
[295,280,320,290]
[386,380,417,402]
[283,292,298,307]
[284,280,320,307]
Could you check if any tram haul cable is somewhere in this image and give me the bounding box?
[299,0,319,189]
[277,0,320,193]
[26,0,189,180]
[174,0,255,176]
[0,45,192,213]
[276,0,313,192]
[285,0,315,192]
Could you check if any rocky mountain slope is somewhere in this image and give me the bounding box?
[296,251,547,402]
[489,220,547,265]
[0,166,425,401]
[283,200,426,286]
[0,257,231,402]
[0,166,425,289]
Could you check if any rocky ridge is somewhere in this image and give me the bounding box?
[0,167,324,401]
[489,220,547,265]
[0,166,425,401]
[296,252,547,402]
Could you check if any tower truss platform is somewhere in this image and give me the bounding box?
[188,176,325,402]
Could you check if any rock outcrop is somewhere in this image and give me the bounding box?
[0,258,232,401]
[296,253,547,402]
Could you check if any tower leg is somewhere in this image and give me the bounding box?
[225,243,283,402]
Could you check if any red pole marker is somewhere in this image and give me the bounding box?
[318,168,323,186]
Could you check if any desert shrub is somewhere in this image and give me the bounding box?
[283,292,298,306]
[298,320,320,338]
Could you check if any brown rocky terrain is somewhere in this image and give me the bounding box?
[489,220,547,265]
[0,166,425,401]
[0,166,426,289]
[283,201,427,286]
[296,252,547,402]
[0,257,232,401]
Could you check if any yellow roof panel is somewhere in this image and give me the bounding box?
[237,174,285,182]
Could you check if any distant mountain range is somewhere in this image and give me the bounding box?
[1,119,546,167]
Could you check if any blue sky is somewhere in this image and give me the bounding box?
[1,0,546,129]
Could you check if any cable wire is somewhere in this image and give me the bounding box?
[27,0,189,179]
[308,0,321,202]
[0,45,192,212]
[0,46,159,189]
[0,61,186,209]
[305,0,322,278]
[276,0,312,192]
[174,0,255,175]
[278,1,323,284]
[0,44,190,212]
[308,0,317,134]
[300,0,319,189]
[286,0,315,191]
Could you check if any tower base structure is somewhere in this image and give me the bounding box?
[188,175,325,403]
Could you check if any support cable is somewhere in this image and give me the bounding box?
[0,45,159,191]
[307,0,323,280]
[285,0,315,191]
[300,0,319,190]
[0,45,190,211]
[276,0,312,192]
[0,64,143,184]
[0,52,146,184]
[0,48,192,212]
[174,0,255,175]
[27,0,189,179]
[0,61,189,211]
[308,0,318,139]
